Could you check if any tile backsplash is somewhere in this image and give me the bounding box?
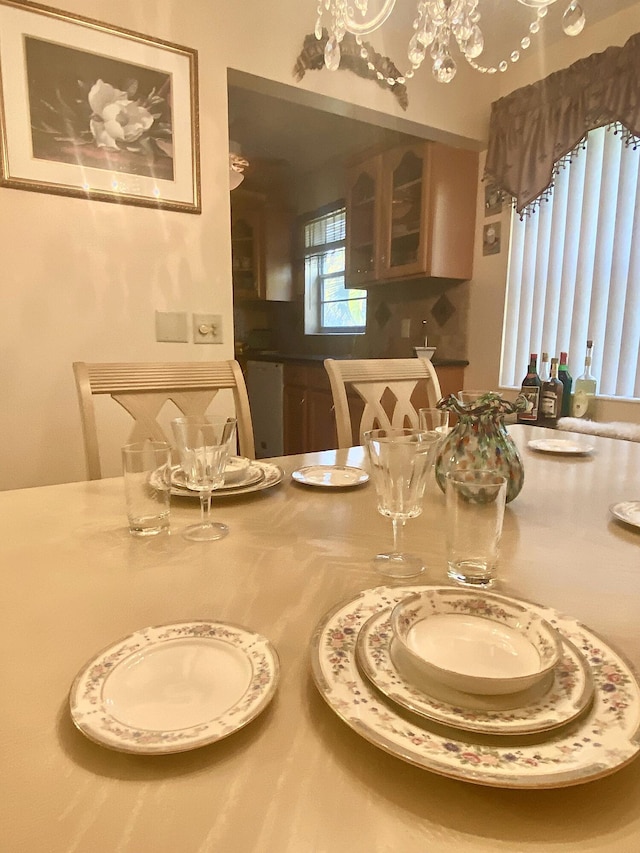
[235,276,469,361]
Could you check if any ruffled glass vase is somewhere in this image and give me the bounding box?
[435,392,525,503]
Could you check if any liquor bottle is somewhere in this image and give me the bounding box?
[516,353,542,423]
[573,340,597,418]
[558,352,573,417]
[539,352,550,384]
[540,358,564,427]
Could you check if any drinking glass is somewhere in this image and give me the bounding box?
[121,441,172,536]
[418,407,450,439]
[445,470,507,587]
[364,428,441,578]
[171,416,237,542]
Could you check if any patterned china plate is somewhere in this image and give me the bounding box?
[527,438,594,455]
[356,608,594,735]
[70,621,280,754]
[310,585,640,789]
[168,462,284,498]
[609,501,640,530]
[171,463,265,492]
[291,465,369,488]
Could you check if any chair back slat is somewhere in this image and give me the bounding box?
[73,361,255,479]
[324,358,442,448]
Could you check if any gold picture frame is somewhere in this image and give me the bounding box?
[0,0,200,213]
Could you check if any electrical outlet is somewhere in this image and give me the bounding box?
[401,318,411,339]
[193,314,223,344]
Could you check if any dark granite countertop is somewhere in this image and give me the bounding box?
[240,350,468,368]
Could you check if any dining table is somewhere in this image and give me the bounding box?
[2,423,640,853]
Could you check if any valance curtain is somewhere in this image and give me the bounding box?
[484,32,640,215]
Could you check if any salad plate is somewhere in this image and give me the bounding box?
[171,462,265,492]
[291,465,369,488]
[356,608,594,735]
[168,462,284,498]
[70,620,279,754]
[310,584,640,788]
[609,501,640,530]
[527,438,594,455]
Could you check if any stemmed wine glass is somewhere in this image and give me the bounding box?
[364,427,441,578]
[171,416,237,541]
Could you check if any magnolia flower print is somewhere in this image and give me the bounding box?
[88,79,155,150]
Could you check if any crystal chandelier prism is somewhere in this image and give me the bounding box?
[314,0,586,85]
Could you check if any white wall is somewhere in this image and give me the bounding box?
[1,0,638,490]
[465,4,640,424]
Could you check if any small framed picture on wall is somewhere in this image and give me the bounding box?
[483,222,501,256]
[484,183,504,217]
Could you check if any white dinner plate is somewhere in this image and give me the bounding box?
[310,584,640,789]
[291,465,369,488]
[356,608,594,736]
[168,462,284,498]
[527,438,594,455]
[70,621,279,754]
[609,501,640,530]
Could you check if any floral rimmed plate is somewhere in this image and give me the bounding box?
[527,438,594,455]
[168,462,284,499]
[70,621,279,754]
[291,465,369,488]
[356,608,594,735]
[609,501,640,530]
[310,585,640,789]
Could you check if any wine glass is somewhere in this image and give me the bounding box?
[364,427,441,578]
[171,416,237,541]
[418,407,450,439]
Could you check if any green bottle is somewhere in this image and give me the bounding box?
[558,352,572,417]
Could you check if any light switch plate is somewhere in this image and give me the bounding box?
[155,311,188,343]
[193,314,223,344]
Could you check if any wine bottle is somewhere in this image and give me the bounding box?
[540,358,563,427]
[573,340,597,418]
[539,352,550,384]
[517,353,541,423]
[558,351,573,417]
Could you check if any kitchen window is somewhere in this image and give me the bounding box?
[500,126,640,400]
[304,205,366,334]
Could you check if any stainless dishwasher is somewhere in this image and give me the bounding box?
[246,360,284,458]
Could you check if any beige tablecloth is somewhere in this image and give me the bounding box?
[2,425,640,852]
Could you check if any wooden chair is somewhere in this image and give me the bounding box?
[73,360,255,480]
[324,357,443,448]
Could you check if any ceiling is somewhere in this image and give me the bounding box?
[228,0,639,181]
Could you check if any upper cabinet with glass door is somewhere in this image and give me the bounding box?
[345,154,382,287]
[346,141,478,286]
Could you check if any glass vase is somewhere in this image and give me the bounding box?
[435,392,525,503]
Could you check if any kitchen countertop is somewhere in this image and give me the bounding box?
[240,350,469,368]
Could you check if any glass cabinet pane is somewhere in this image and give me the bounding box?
[389,149,423,269]
[349,171,376,277]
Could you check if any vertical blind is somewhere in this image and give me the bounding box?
[501,126,640,399]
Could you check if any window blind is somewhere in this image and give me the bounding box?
[501,126,640,399]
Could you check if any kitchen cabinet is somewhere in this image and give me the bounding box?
[282,360,465,454]
[345,141,478,286]
[283,363,337,455]
[231,191,294,302]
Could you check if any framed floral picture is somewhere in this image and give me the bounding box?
[0,0,200,212]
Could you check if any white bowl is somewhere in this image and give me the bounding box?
[224,456,251,482]
[390,589,562,696]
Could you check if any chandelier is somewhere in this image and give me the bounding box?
[314,0,586,84]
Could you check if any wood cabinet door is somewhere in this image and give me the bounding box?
[345,154,383,288]
[283,383,307,455]
[306,388,337,452]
